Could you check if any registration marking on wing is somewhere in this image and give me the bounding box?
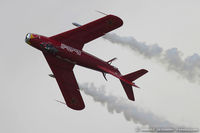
[61,43,81,56]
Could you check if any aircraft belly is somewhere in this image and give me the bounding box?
[57,50,104,72]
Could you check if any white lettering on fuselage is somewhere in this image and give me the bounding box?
[60,44,81,56]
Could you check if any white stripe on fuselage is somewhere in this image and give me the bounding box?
[60,44,81,56]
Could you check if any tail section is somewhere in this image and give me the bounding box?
[120,69,148,101]
[98,65,148,101]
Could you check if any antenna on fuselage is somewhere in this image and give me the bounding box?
[95,10,108,16]
[55,99,66,105]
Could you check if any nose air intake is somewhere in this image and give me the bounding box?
[25,33,31,44]
[25,33,35,44]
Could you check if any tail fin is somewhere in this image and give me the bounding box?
[120,80,135,101]
[97,65,148,101]
[120,69,148,101]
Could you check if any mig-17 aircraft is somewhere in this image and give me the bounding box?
[25,14,148,110]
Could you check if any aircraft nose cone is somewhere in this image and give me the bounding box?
[25,33,31,44]
[25,33,36,45]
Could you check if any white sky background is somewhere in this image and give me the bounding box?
[0,0,200,132]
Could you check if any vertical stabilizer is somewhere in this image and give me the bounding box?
[120,80,135,101]
[120,69,148,101]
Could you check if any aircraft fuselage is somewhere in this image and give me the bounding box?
[26,33,119,75]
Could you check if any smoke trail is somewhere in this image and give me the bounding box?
[103,33,200,83]
[80,83,177,128]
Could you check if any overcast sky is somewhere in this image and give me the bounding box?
[1,0,200,132]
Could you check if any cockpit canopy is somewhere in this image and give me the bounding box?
[40,42,58,54]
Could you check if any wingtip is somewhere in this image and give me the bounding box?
[142,69,148,73]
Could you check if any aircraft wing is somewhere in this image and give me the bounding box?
[50,15,123,50]
[43,53,85,110]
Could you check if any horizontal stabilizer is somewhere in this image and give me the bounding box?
[122,69,148,82]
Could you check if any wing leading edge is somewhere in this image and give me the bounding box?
[50,15,123,50]
[43,53,85,110]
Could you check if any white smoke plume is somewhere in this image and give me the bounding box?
[80,83,177,128]
[103,33,200,83]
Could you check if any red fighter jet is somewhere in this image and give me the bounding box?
[25,14,148,110]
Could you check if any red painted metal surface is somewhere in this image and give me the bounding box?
[25,15,148,110]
